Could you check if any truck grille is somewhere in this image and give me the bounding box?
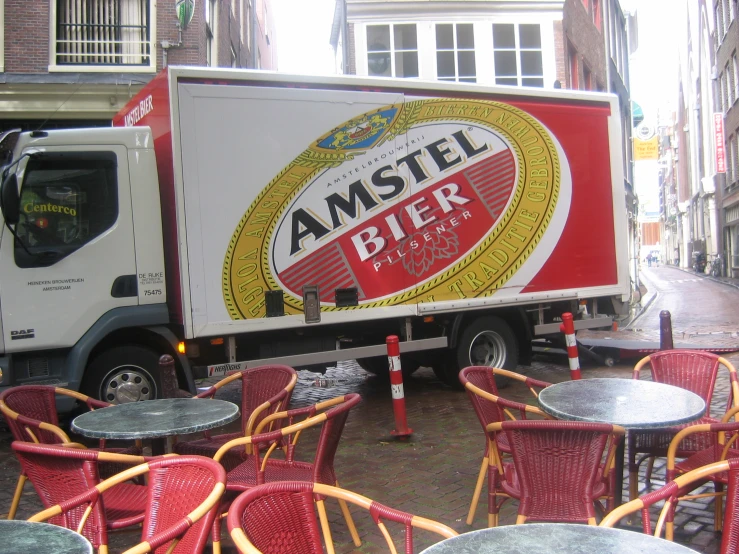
[28,357,50,378]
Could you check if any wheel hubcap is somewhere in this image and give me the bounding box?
[469,331,507,367]
[103,369,154,404]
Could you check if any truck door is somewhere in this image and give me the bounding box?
[0,147,137,352]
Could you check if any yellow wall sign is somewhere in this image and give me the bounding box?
[634,136,658,161]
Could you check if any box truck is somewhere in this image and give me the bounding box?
[0,67,630,404]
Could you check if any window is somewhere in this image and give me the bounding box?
[729,134,736,184]
[206,0,217,66]
[592,0,602,31]
[366,24,419,78]
[718,0,726,39]
[568,43,579,89]
[583,64,593,91]
[15,152,118,268]
[54,0,151,66]
[436,23,476,83]
[730,0,736,24]
[730,59,737,105]
[492,23,544,87]
[231,43,237,67]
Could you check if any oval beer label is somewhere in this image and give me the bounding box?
[223,98,561,319]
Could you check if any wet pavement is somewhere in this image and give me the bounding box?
[2,265,739,552]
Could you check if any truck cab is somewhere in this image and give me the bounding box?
[0,127,183,408]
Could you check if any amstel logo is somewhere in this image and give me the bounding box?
[223,98,561,320]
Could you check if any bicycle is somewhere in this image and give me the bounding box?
[709,255,722,277]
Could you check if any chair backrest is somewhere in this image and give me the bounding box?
[1,385,114,444]
[12,442,113,548]
[22,447,226,554]
[138,456,227,554]
[216,393,362,487]
[633,350,723,417]
[601,458,739,553]
[0,386,66,444]
[490,420,622,524]
[459,366,506,434]
[241,365,298,434]
[227,481,458,554]
[197,364,298,435]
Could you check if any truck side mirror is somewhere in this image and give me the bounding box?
[1,172,20,225]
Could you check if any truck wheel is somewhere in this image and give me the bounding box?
[357,355,420,378]
[82,346,161,404]
[434,316,519,389]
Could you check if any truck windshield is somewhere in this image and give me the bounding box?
[14,152,118,268]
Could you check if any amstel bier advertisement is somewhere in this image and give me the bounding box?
[223,98,565,319]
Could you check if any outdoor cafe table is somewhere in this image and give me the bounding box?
[0,520,93,554]
[71,397,239,455]
[419,523,698,553]
[537,378,706,507]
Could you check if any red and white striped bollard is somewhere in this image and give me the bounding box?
[386,335,412,437]
[559,312,582,380]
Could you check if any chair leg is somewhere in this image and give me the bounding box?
[466,455,488,525]
[337,498,361,547]
[645,456,655,487]
[211,510,225,554]
[334,479,360,546]
[7,474,26,520]
[715,483,724,532]
[316,499,336,554]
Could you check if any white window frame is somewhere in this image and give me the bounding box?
[206,0,219,67]
[492,22,545,87]
[734,53,739,103]
[434,23,476,83]
[364,23,419,78]
[49,0,156,73]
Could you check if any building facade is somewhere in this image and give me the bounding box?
[714,0,739,276]
[0,0,275,131]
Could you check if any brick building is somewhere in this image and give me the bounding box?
[0,0,275,130]
[714,0,739,275]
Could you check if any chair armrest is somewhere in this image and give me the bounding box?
[15,414,71,443]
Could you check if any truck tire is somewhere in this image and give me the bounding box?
[357,355,420,379]
[82,345,161,404]
[433,316,519,389]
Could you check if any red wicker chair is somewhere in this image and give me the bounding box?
[459,366,552,526]
[12,441,151,550]
[227,481,458,554]
[487,420,625,526]
[653,405,739,537]
[0,385,142,519]
[173,364,297,469]
[628,351,739,503]
[601,458,739,553]
[28,453,226,554]
[211,393,362,553]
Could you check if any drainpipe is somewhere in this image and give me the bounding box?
[161,24,183,68]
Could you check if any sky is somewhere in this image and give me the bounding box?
[620,0,686,125]
[273,0,685,124]
[273,0,337,75]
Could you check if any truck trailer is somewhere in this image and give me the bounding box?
[0,67,630,404]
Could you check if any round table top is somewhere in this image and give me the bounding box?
[419,524,698,554]
[71,397,240,440]
[0,520,92,554]
[537,378,706,429]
